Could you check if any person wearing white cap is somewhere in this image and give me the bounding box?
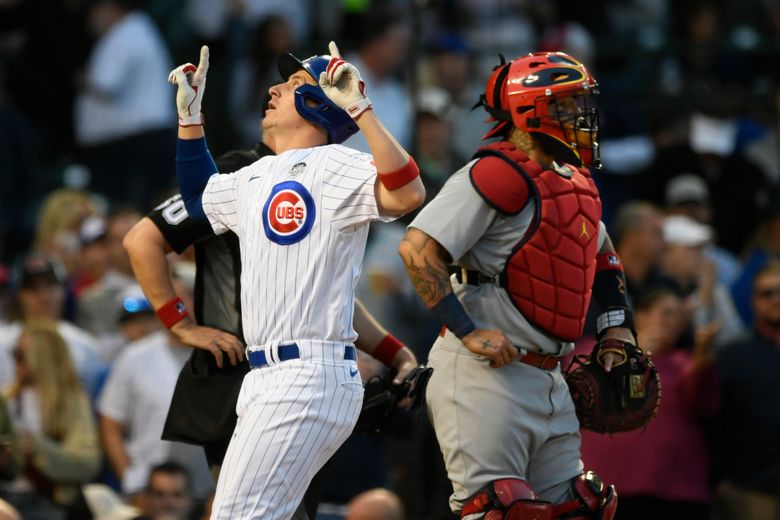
[661,216,744,347]
[664,174,741,289]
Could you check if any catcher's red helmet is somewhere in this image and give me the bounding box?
[480,51,600,168]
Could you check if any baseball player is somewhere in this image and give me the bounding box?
[125,194,418,520]
[167,42,424,519]
[400,52,632,518]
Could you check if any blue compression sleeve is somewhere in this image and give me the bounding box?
[176,137,218,221]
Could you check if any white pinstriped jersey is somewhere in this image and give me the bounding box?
[201,144,392,348]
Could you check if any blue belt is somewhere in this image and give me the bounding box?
[247,343,356,368]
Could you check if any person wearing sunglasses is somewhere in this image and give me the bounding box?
[714,260,780,520]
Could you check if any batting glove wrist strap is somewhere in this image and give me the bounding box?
[373,334,404,366]
[156,296,189,328]
[179,113,204,127]
[343,97,373,120]
[431,293,477,339]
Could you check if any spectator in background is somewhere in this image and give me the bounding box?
[33,189,97,280]
[0,395,20,483]
[611,201,666,306]
[0,498,21,520]
[0,255,105,402]
[97,282,211,508]
[639,112,771,255]
[412,86,461,203]
[343,5,412,153]
[732,193,780,326]
[580,288,718,520]
[75,0,176,209]
[423,32,485,154]
[77,210,141,358]
[72,216,111,299]
[345,488,404,520]
[714,260,780,519]
[660,215,744,347]
[0,320,101,520]
[745,82,780,185]
[229,14,295,148]
[664,173,741,288]
[141,461,195,520]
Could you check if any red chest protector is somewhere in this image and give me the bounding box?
[469,142,602,341]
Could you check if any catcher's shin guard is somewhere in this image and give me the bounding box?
[552,471,618,520]
[460,479,553,520]
[459,472,617,520]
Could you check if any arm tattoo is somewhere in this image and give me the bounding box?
[400,234,452,308]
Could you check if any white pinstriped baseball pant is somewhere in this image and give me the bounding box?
[210,340,363,519]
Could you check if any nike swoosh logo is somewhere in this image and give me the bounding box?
[350,368,359,377]
[249,175,261,182]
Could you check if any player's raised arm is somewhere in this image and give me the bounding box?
[169,46,218,221]
[317,41,425,216]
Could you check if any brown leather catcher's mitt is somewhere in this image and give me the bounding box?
[565,339,661,434]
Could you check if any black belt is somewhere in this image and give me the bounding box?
[248,343,357,368]
[449,266,501,286]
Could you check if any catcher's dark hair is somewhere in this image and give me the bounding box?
[753,260,780,292]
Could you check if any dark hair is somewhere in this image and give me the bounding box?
[356,5,406,48]
[148,460,191,489]
[634,287,680,313]
[610,201,660,245]
[753,260,780,292]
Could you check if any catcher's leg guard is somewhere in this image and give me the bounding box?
[551,471,618,520]
[460,479,555,520]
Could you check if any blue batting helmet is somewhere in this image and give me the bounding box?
[277,53,359,144]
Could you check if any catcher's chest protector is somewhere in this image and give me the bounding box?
[470,142,602,341]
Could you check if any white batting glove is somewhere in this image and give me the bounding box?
[168,45,209,126]
[318,41,373,119]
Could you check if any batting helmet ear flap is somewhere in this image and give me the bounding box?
[277,53,360,144]
[293,84,359,144]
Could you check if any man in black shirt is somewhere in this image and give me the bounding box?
[714,260,780,519]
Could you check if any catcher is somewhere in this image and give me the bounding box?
[400,51,658,519]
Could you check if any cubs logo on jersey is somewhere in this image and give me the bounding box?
[262,180,316,245]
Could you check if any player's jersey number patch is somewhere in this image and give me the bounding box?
[262,181,315,245]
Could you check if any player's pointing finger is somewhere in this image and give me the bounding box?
[328,41,341,59]
[195,45,209,79]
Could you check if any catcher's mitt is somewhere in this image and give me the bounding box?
[565,339,661,434]
[354,365,433,434]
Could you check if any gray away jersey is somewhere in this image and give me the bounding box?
[410,161,605,355]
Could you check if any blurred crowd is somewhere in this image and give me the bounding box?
[2,0,780,518]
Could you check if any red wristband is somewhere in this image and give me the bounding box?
[377,157,420,190]
[372,333,404,366]
[156,296,189,329]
